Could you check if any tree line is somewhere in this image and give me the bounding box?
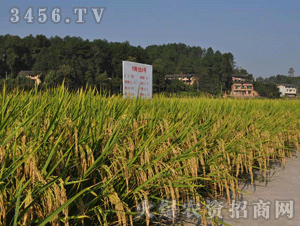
[0,34,293,98]
[255,74,300,98]
[0,34,238,95]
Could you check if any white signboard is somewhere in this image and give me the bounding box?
[122,61,153,99]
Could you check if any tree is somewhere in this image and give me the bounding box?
[0,34,243,96]
[96,71,110,91]
[44,70,57,86]
[221,53,235,90]
[152,58,166,92]
[54,64,76,88]
[166,78,185,93]
[254,81,281,98]
[4,35,23,77]
[288,68,295,77]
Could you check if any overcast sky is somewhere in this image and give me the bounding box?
[1,0,300,78]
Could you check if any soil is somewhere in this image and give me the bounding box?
[172,151,300,226]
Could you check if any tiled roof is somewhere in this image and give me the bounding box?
[277,84,297,88]
[165,74,196,78]
[18,70,36,77]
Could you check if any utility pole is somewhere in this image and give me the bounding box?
[2,53,7,79]
[196,74,199,92]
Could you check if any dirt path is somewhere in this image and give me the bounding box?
[219,151,300,226]
[175,151,300,226]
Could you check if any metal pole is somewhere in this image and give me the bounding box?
[197,74,199,91]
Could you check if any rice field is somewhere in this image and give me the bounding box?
[0,85,300,225]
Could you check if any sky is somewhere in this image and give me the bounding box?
[1,0,300,78]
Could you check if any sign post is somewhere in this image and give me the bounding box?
[122,61,153,99]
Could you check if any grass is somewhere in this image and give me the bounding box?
[0,84,299,225]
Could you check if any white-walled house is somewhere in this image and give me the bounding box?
[277,84,297,97]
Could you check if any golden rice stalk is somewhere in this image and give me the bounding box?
[224,179,231,204]
[0,191,7,225]
[107,189,127,226]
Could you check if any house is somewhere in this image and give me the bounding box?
[18,70,36,77]
[165,74,196,85]
[18,70,42,85]
[277,84,297,97]
[229,76,259,98]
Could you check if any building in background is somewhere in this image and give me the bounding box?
[229,76,259,97]
[165,74,196,85]
[18,70,42,85]
[277,84,297,97]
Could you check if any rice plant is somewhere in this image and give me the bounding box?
[0,84,299,225]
